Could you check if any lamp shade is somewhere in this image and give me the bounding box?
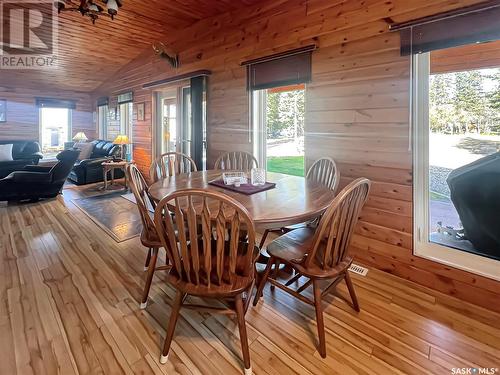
[107,0,118,17]
[113,134,129,145]
[72,132,88,142]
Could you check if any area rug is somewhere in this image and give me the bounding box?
[72,192,143,242]
[122,192,154,212]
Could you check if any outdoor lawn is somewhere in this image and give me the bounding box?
[267,155,304,177]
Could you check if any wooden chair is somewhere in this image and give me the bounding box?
[253,178,371,358]
[259,157,340,249]
[126,164,169,309]
[306,157,339,192]
[150,152,198,183]
[214,151,258,170]
[154,189,259,374]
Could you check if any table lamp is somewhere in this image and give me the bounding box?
[72,132,88,142]
[113,134,129,160]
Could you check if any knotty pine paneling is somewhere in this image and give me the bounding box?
[91,0,499,311]
[0,87,94,142]
[1,0,265,93]
[431,39,500,74]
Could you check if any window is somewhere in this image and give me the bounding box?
[119,102,133,156]
[246,47,313,176]
[252,85,305,176]
[39,107,72,159]
[413,42,500,280]
[98,104,108,139]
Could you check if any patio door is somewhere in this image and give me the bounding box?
[413,42,500,280]
[154,78,207,169]
[155,86,190,155]
[252,84,305,177]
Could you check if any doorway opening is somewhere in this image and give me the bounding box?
[253,84,305,176]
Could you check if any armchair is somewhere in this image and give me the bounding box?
[0,149,80,201]
[0,140,43,179]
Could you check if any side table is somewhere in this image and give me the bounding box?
[102,161,131,190]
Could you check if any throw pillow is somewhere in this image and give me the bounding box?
[74,142,93,160]
[0,144,13,162]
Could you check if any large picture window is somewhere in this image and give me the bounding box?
[39,107,72,159]
[413,42,500,280]
[246,47,313,176]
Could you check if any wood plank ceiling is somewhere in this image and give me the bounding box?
[0,0,263,92]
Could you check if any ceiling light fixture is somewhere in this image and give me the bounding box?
[55,0,123,24]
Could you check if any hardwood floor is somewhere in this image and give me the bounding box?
[1,185,499,374]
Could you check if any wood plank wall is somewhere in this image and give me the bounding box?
[430,39,500,73]
[0,87,95,142]
[92,0,500,312]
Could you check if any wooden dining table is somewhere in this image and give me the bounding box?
[148,170,337,229]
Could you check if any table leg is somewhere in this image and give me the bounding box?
[111,168,115,186]
[123,167,127,189]
[103,167,108,190]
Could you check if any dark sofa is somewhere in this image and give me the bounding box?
[0,140,43,179]
[0,149,80,202]
[68,139,124,185]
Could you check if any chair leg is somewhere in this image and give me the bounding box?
[313,279,326,358]
[140,247,159,309]
[253,258,273,306]
[144,247,152,271]
[270,259,280,291]
[160,290,185,364]
[259,229,269,250]
[235,293,252,375]
[344,271,360,312]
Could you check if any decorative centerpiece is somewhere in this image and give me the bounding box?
[209,170,276,195]
[222,172,248,187]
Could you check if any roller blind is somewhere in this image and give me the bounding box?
[242,45,315,91]
[97,96,109,106]
[117,91,133,104]
[142,70,211,89]
[35,97,76,109]
[391,1,500,55]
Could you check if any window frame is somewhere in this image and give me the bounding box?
[251,89,267,168]
[412,52,500,281]
[98,104,108,140]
